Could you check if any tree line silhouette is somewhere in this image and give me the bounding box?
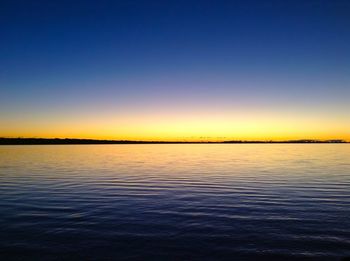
[0,138,347,145]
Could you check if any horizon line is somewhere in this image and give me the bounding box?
[0,137,348,145]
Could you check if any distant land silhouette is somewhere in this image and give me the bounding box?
[0,138,347,145]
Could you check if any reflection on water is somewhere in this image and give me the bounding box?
[0,144,349,260]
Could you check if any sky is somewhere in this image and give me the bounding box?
[1,0,349,141]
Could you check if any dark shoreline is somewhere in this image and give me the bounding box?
[0,138,347,145]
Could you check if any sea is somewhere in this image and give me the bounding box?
[0,144,349,260]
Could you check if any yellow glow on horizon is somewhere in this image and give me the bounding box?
[1,111,349,142]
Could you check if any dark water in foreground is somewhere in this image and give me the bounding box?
[0,145,349,260]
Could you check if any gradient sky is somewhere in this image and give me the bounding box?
[1,0,349,141]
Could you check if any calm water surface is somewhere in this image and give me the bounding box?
[0,144,349,260]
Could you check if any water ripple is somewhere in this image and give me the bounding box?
[0,144,349,260]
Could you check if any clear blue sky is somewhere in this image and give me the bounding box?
[1,0,349,140]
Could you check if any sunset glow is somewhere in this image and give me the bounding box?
[1,1,349,141]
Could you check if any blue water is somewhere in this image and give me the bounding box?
[0,144,349,260]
